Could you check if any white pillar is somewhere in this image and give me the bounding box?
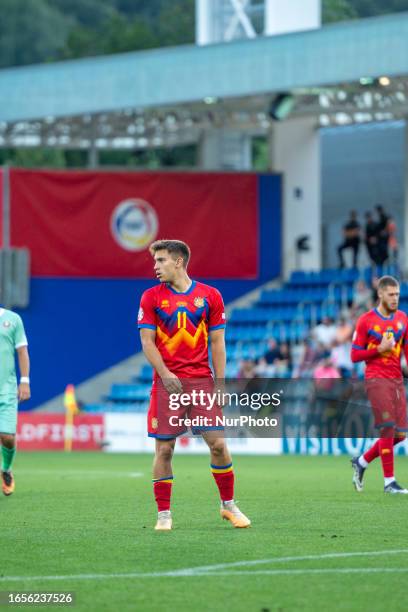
[198,129,252,170]
[269,118,321,276]
[264,0,321,35]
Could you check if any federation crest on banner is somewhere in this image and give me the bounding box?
[111,199,158,252]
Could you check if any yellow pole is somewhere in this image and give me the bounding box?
[63,384,79,452]
[64,408,74,452]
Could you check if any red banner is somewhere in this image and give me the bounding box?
[10,169,258,278]
[17,413,104,451]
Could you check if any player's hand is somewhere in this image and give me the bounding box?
[214,379,227,407]
[377,334,395,353]
[18,383,31,402]
[161,372,183,395]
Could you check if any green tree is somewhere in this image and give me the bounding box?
[350,0,408,18]
[0,148,66,168]
[156,0,195,46]
[322,0,358,23]
[0,0,69,68]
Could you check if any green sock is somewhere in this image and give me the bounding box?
[1,446,16,472]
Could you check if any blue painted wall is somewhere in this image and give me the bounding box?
[15,173,281,409]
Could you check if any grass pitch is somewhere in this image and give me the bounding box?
[3,451,408,611]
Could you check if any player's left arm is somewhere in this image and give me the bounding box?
[14,315,30,401]
[402,319,408,366]
[16,346,31,401]
[210,328,226,379]
[208,288,226,381]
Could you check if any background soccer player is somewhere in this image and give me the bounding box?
[351,275,408,494]
[0,307,30,495]
[138,239,250,530]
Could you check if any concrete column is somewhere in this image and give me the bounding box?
[198,129,252,170]
[269,117,321,276]
[264,0,321,35]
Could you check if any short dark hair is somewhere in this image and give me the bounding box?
[149,239,191,267]
[378,275,399,291]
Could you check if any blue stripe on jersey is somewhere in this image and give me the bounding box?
[367,329,382,340]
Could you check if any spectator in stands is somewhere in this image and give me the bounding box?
[313,355,341,390]
[335,316,352,344]
[364,211,380,265]
[352,280,372,312]
[312,316,337,349]
[371,276,379,306]
[295,339,327,378]
[330,339,353,378]
[387,215,398,265]
[375,204,389,265]
[263,338,281,362]
[337,210,361,268]
[238,359,256,379]
[274,342,292,377]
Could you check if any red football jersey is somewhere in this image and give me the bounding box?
[138,280,226,378]
[352,308,408,379]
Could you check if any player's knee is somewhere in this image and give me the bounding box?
[0,434,15,448]
[208,438,226,458]
[156,442,175,462]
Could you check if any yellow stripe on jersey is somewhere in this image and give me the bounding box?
[156,320,208,355]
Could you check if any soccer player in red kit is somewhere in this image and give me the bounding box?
[138,239,251,530]
[350,275,408,494]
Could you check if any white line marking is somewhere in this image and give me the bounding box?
[183,568,408,576]
[2,549,408,582]
[167,548,408,574]
[17,470,143,478]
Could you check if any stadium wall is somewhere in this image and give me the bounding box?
[0,170,282,409]
[16,412,408,456]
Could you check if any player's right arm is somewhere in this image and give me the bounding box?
[350,314,394,362]
[138,290,182,394]
[139,328,182,394]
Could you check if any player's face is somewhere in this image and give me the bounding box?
[379,285,400,312]
[153,250,181,282]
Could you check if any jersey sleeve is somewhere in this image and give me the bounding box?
[137,290,157,330]
[13,315,28,348]
[350,315,378,363]
[351,315,368,351]
[208,288,226,331]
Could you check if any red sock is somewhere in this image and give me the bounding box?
[211,463,234,502]
[363,435,404,464]
[153,476,173,512]
[363,440,381,464]
[379,438,394,478]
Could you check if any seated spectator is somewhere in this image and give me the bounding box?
[313,355,341,391]
[295,339,327,378]
[335,316,353,344]
[312,316,337,349]
[371,276,379,306]
[238,358,256,379]
[387,215,398,265]
[270,342,292,377]
[263,338,281,364]
[352,280,372,311]
[330,339,353,378]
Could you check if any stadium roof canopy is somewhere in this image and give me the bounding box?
[1,12,408,150]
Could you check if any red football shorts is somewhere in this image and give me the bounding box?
[147,378,224,439]
[365,378,408,433]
